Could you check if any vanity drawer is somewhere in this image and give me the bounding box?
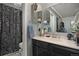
[32,39,48,49]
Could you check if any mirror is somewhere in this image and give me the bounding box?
[32,3,79,36]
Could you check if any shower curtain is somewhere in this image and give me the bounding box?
[0,4,22,55]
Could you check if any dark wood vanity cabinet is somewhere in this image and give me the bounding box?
[32,39,79,56]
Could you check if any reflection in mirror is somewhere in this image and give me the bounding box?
[48,3,79,34]
[58,21,66,32]
[31,3,79,37]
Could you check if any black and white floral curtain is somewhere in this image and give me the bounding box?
[0,4,22,55]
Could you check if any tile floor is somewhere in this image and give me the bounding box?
[4,49,23,56]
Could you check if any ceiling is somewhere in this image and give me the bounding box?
[40,3,79,18]
[52,3,79,18]
[40,3,58,9]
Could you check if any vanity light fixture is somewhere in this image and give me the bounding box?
[32,3,38,12]
[32,3,42,12]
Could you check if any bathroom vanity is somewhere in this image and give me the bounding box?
[32,36,79,56]
[31,3,79,56]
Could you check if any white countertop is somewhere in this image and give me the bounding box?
[33,36,79,50]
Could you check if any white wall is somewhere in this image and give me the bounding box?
[62,16,75,33]
[23,3,43,56]
[22,3,32,56]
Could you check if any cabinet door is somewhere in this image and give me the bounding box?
[48,44,54,56]
[37,40,48,49]
[48,43,71,56]
[32,39,38,56]
[37,46,49,56]
[32,45,38,56]
[32,39,49,56]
